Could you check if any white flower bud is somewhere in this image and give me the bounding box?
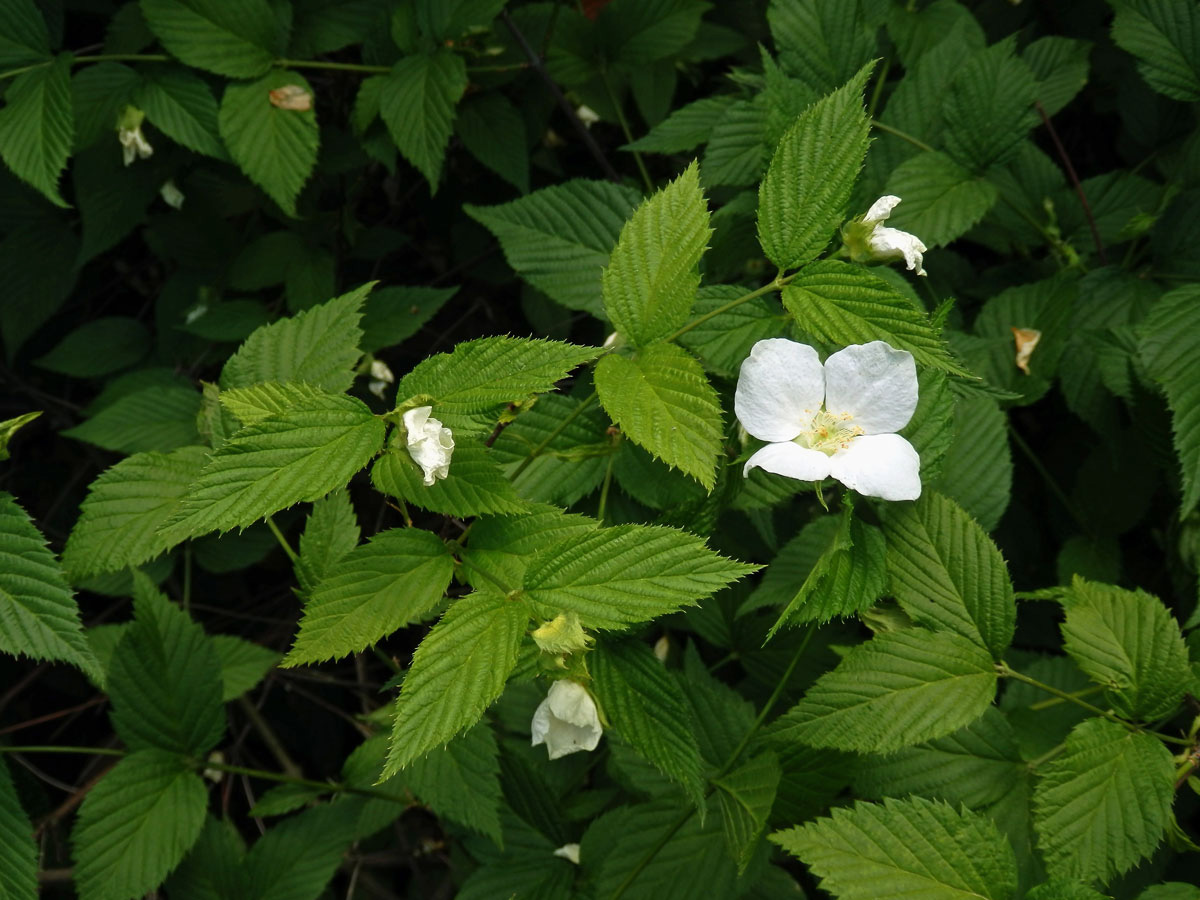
[402,405,454,486]
[531,680,602,760]
[844,195,928,277]
[368,359,395,399]
[160,179,185,210]
[553,843,581,864]
[576,104,600,128]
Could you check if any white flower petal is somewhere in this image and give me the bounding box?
[531,681,602,760]
[734,339,824,442]
[823,341,918,435]
[553,843,581,864]
[868,226,927,276]
[743,441,831,483]
[863,195,901,224]
[403,405,454,486]
[829,433,921,501]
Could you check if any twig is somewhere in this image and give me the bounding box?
[1036,100,1107,264]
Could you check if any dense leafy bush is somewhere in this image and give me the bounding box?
[2,0,1200,897]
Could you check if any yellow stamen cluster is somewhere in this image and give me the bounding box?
[793,409,863,456]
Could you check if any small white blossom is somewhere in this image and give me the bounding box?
[118,121,153,166]
[368,359,395,399]
[403,405,454,486]
[531,680,602,760]
[576,104,600,128]
[735,339,921,502]
[845,195,927,276]
[553,843,581,864]
[159,179,185,209]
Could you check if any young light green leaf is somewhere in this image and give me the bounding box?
[781,260,970,376]
[383,592,528,776]
[380,50,468,191]
[0,54,72,207]
[942,38,1039,172]
[1111,0,1200,102]
[1033,718,1174,883]
[212,634,279,701]
[160,392,387,542]
[1060,577,1190,721]
[283,527,454,666]
[772,795,1019,900]
[756,63,872,271]
[465,180,641,318]
[405,722,503,845]
[767,0,877,94]
[714,751,782,874]
[139,0,280,78]
[138,65,226,159]
[0,410,40,462]
[523,524,757,630]
[0,491,100,680]
[295,489,359,597]
[108,575,225,755]
[72,750,208,900]
[591,640,706,808]
[1138,283,1200,518]
[219,71,319,218]
[219,381,331,427]
[220,283,372,393]
[62,445,207,577]
[883,491,1016,658]
[601,161,712,346]
[882,151,998,248]
[394,336,598,430]
[0,757,37,900]
[459,504,599,591]
[772,628,997,753]
[62,384,202,455]
[595,343,724,489]
[371,440,528,518]
[932,395,1012,532]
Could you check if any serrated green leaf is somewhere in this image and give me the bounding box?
[34,317,150,377]
[0,757,37,900]
[62,384,201,455]
[601,161,711,346]
[769,501,887,633]
[221,283,371,393]
[0,491,99,680]
[359,284,458,354]
[383,592,528,775]
[942,38,1039,172]
[595,343,723,489]
[883,491,1016,658]
[932,396,1012,532]
[772,795,1018,900]
[756,64,872,271]
[0,54,72,207]
[1112,0,1200,102]
[882,151,998,248]
[1060,578,1190,721]
[0,0,49,67]
[772,628,997,753]
[714,751,781,874]
[243,802,360,900]
[459,504,599,591]
[71,62,141,152]
[701,98,767,188]
[72,750,208,900]
[456,809,574,900]
[138,65,226,159]
[371,440,528,517]
[283,527,454,666]
[295,489,358,597]
[417,0,507,42]
[380,50,467,191]
[1027,879,1110,900]
[625,95,736,153]
[219,381,331,427]
[767,0,877,94]
[523,524,757,630]
[108,575,225,754]
[465,180,641,318]
[592,640,706,807]
[455,93,529,194]
[1024,36,1091,117]
[218,71,319,217]
[781,261,970,376]
[405,722,503,844]
[161,392,386,541]
[1138,284,1200,518]
[63,445,207,577]
[677,284,788,379]
[139,0,279,78]
[0,411,40,462]
[212,634,279,701]
[394,336,598,430]
[599,0,707,66]
[1033,718,1174,883]
[247,782,325,819]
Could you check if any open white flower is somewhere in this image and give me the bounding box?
[735,338,921,501]
[531,680,602,760]
[844,195,927,276]
[402,405,454,486]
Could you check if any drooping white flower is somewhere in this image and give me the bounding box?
[368,359,395,399]
[553,843,581,864]
[117,106,153,166]
[735,338,921,502]
[576,104,600,128]
[844,195,927,277]
[402,405,454,486]
[531,680,603,760]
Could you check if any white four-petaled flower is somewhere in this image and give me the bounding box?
[846,195,927,277]
[735,338,922,502]
[402,405,454,486]
[531,680,603,760]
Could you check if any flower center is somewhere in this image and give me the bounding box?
[793,408,863,456]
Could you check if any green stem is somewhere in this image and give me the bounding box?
[1029,683,1106,711]
[869,119,936,154]
[182,542,192,613]
[237,696,303,778]
[0,745,124,757]
[599,66,653,194]
[266,516,300,565]
[664,275,789,344]
[511,391,598,478]
[1026,741,1067,769]
[597,440,619,524]
[274,57,390,74]
[452,551,517,596]
[866,57,891,120]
